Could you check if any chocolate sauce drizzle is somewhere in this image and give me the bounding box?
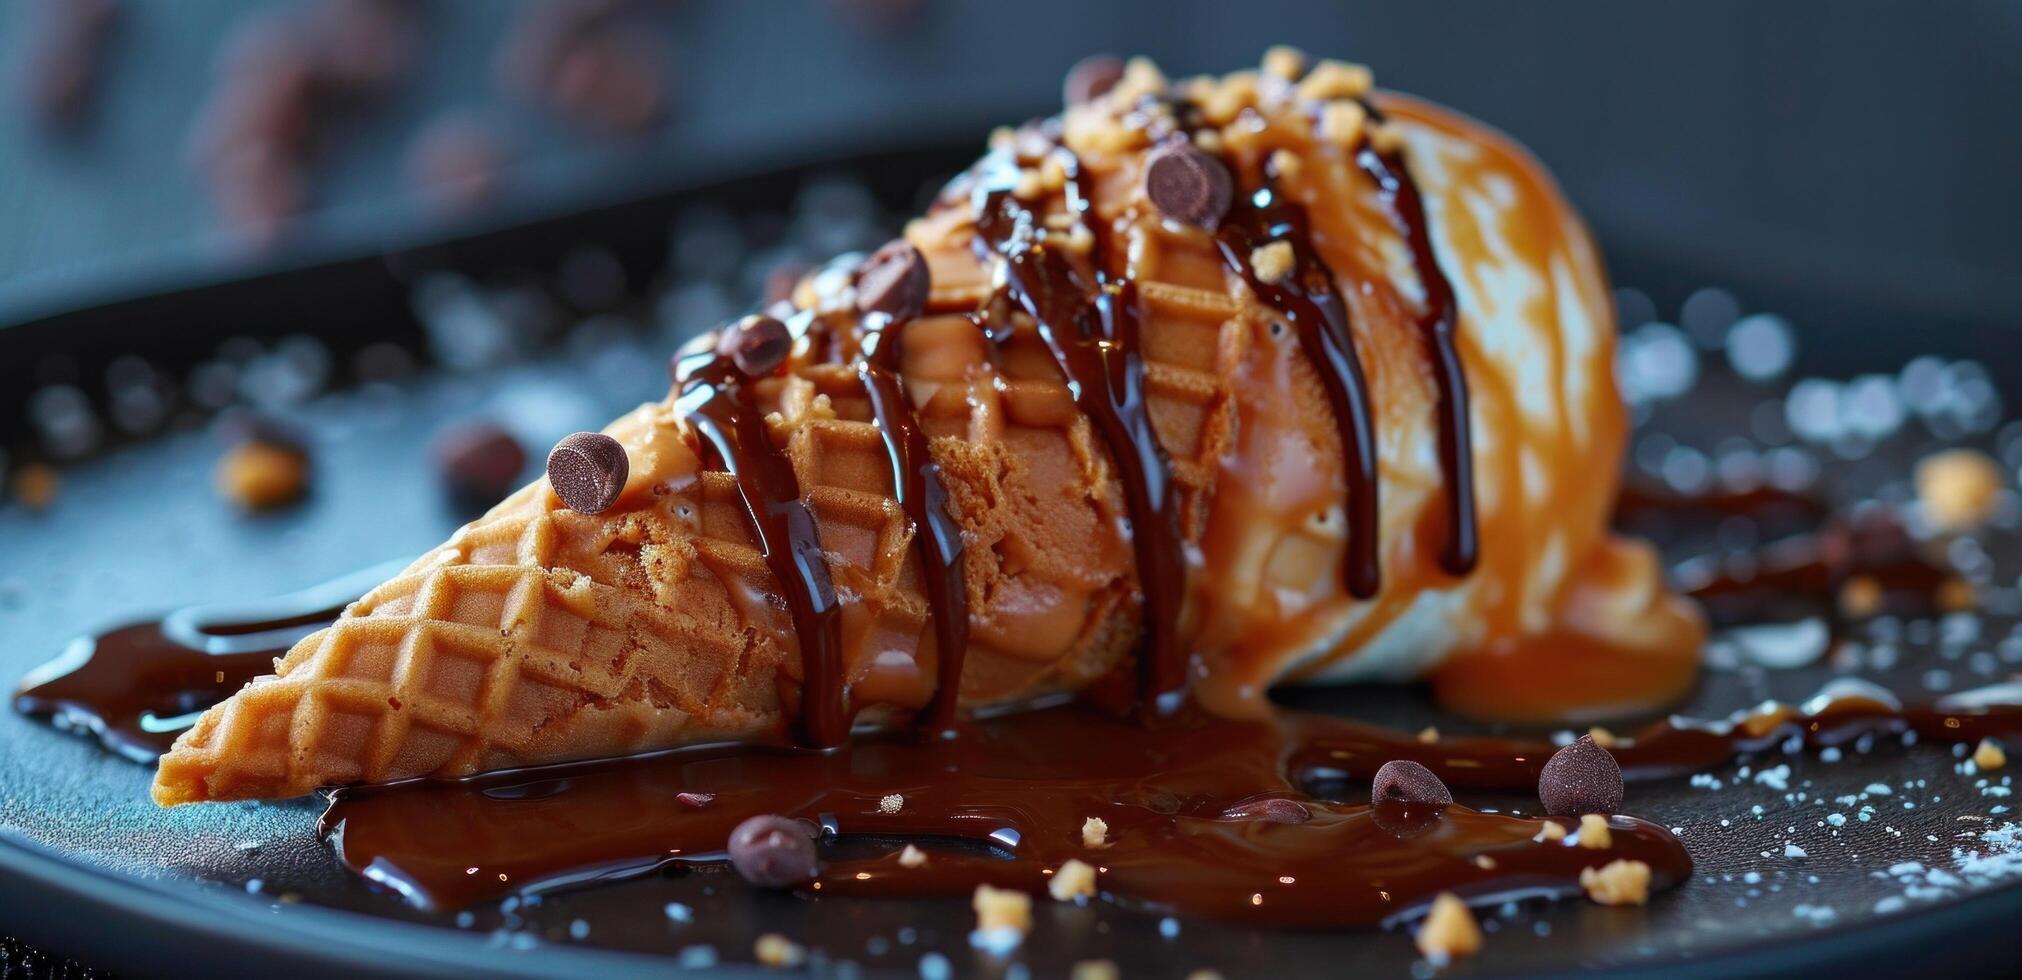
[1215,188,1383,597]
[971,155,1190,704]
[858,323,970,728]
[674,356,848,748]
[1355,135,1479,575]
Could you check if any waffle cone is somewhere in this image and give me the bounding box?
[155,54,1701,806]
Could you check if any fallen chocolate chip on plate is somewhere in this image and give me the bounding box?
[546,431,628,515]
[1144,140,1233,229]
[727,814,819,888]
[433,421,526,508]
[1372,760,1452,806]
[854,240,931,321]
[1538,734,1624,815]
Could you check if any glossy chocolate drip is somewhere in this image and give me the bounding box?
[859,326,970,727]
[676,359,848,747]
[321,700,1692,921]
[1215,188,1383,598]
[972,162,1190,704]
[1355,140,1479,576]
[1290,681,2022,790]
[11,559,402,762]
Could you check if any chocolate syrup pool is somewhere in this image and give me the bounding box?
[320,701,1689,924]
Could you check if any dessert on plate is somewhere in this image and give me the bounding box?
[153,50,1704,807]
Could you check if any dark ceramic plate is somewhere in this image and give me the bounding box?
[5,149,2022,978]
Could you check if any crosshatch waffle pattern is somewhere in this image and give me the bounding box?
[152,142,1259,804]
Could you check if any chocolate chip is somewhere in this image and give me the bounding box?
[1218,796,1312,824]
[675,791,716,809]
[1143,140,1233,229]
[433,421,526,509]
[854,240,930,321]
[716,314,793,377]
[546,431,628,515]
[727,814,819,889]
[1063,54,1125,106]
[1538,735,1624,815]
[1372,760,1452,807]
[763,261,810,306]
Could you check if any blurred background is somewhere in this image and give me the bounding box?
[1,0,2018,500]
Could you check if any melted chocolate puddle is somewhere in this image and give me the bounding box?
[11,559,406,762]
[320,701,1692,924]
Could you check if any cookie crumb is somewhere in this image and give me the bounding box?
[1580,859,1652,906]
[1414,892,1482,963]
[1317,100,1366,146]
[1266,148,1303,183]
[1839,574,1882,618]
[12,463,59,511]
[1082,816,1110,848]
[1294,59,1373,102]
[1071,960,1120,980]
[973,883,1032,935]
[1473,855,1497,870]
[1587,726,1619,749]
[754,932,805,967]
[1261,45,1307,81]
[1535,820,1568,843]
[1916,448,2004,532]
[1049,858,1098,902]
[1250,241,1295,284]
[1370,122,1407,154]
[898,844,928,868]
[217,440,309,510]
[1108,57,1168,106]
[1577,813,1614,849]
[1939,577,1978,612]
[1417,726,1440,744]
[1976,738,2008,771]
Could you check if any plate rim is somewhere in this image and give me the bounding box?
[4,821,2021,978]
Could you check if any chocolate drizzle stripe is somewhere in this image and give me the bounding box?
[859,331,970,727]
[676,362,848,747]
[972,158,1189,704]
[1215,188,1383,598]
[1354,128,1479,576]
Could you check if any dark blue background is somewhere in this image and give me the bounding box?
[2,0,2017,333]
